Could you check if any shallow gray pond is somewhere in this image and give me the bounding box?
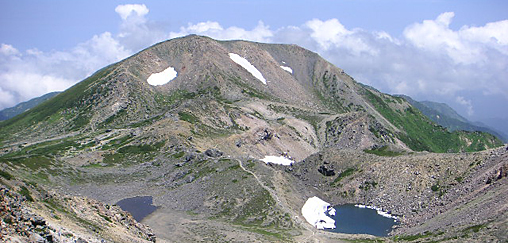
[326,204,398,236]
[115,196,157,222]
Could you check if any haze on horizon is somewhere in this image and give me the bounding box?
[1,0,507,135]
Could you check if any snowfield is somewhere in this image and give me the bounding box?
[147,66,178,86]
[301,196,336,229]
[280,66,293,74]
[229,53,267,85]
[260,156,294,165]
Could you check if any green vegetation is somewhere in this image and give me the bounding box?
[171,151,185,159]
[363,89,503,152]
[431,183,447,197]
[332,167,357,186]
[314,71,349,113]
[18,186,34,202]
[118,141,164,154]
[228,76,272,100]
[364,146,403,157]
[393,231,438,241]
[359,181,378,191]
[431,184,440,192]
[100,109,127,127]
[2,156,53,170]
[0,64,118,139]
[237,226,288,241]
[178,111,199,124]
[102,153,125,165]
[101,135,133,150]
[99,214,113,223]
[0,170,13,180]
[462,223,486,233]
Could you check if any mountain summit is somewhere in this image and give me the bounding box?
[0,35,501,156]
[0,35,505,242]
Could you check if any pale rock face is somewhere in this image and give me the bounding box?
[147,66,178,86]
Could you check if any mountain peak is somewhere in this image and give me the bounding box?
[0,36,502,155]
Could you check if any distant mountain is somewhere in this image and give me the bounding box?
[477,117,508,142]
[0,92,60,121]
[399,95,507,142]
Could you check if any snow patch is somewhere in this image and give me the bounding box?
[280,66,293,74]
[355,204,398,221]
[260,156,294,166]
[229,53,267,85]
[147,66,177,86]
[301,196,336,229]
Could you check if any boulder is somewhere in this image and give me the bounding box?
[205,149,223,158]
[318,165,336,176]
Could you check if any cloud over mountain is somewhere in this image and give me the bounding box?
[0,5,506,124]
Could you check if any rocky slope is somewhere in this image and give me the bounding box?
[0,176,155,242]
[0,35,506,242]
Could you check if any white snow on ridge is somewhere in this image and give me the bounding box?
[280,66,293,74]
[260,156,294,165]
[301,196,336,229]
[229,53,267,85]
[147,66,178,86]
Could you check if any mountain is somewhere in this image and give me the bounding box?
[399,95,508,142]
[0,35,506,242]
[478,117,508,142]
[0,35,501,153]
[0,92,60,121]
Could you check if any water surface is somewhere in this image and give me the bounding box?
[326,204,398,236]
[115,196,157,222]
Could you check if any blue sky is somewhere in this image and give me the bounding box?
[1,0,508,133]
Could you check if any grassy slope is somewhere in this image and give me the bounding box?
[0,65,116,141]
[363,89,503,152]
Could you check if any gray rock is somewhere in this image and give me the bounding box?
[205,149,223,158]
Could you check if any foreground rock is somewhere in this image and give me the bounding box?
[0,181,155,243]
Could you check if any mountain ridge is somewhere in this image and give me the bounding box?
[0,92,60,121]
[0,35,506,242]
[399,94,508,142]
[0,35,501,153]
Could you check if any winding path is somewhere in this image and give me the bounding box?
[236,159,328,242]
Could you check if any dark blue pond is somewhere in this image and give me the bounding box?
[115,196,157,222]
[325,204,398,236]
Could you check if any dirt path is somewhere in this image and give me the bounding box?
[236,159,350,242]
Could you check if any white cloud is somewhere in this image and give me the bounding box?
[0,33,131,110]
[114,4,149,20]
[303,19,378,56]
[456,96,474,116]
[169,21,273,43]
[271,13,507,119]
[0,44,20,56]
[0,10,134,110]
[1,8,507,123]
[306,18,352,50]
[403,12,508,64]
